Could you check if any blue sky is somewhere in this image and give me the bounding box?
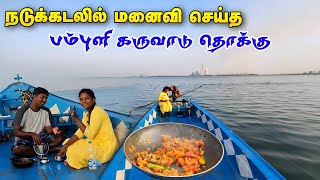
[0,0,319,84]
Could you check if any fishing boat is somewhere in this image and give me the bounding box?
[0,75,285,179]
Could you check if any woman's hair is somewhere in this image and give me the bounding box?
[162,86,170,92]
[79,88,96,124]
[79,88,96,99]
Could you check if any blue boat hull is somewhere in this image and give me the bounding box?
[0,81,285,179]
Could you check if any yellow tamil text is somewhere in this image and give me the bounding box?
[114,7,182,24]
[189,6,243,28]
[4,6,108,27]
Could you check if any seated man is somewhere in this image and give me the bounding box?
[11,87,66,157]
[158,86,172,117]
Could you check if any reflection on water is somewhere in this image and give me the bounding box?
[51,75,320,180]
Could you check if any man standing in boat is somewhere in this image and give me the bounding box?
[11,87,66,157]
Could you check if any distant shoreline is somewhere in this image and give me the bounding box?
[140,73,320,78]
[84,73,320,79]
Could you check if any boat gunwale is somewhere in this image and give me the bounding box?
[190,100,285,179]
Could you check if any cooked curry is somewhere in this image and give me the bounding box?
[132,135,206,176]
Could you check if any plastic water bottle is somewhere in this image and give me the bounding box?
[88,141,97,170]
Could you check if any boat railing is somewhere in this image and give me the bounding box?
[0,96,21,138]
[0,98,21,102]
[0,116,14,138]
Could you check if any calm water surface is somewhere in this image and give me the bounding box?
[51,75,319,180]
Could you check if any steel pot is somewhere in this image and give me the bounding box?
[124,123,224,179]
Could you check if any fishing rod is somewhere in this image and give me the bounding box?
[179,85,202,97]
[128,85,203,116]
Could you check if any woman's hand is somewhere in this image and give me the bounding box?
[58,145,67,157]
[70,111,77,118]
[69,106,79,120]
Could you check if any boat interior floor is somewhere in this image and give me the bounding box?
[0,139,109,180]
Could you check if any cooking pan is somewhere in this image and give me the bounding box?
[124,123,224,179]
[11,157,38,168]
